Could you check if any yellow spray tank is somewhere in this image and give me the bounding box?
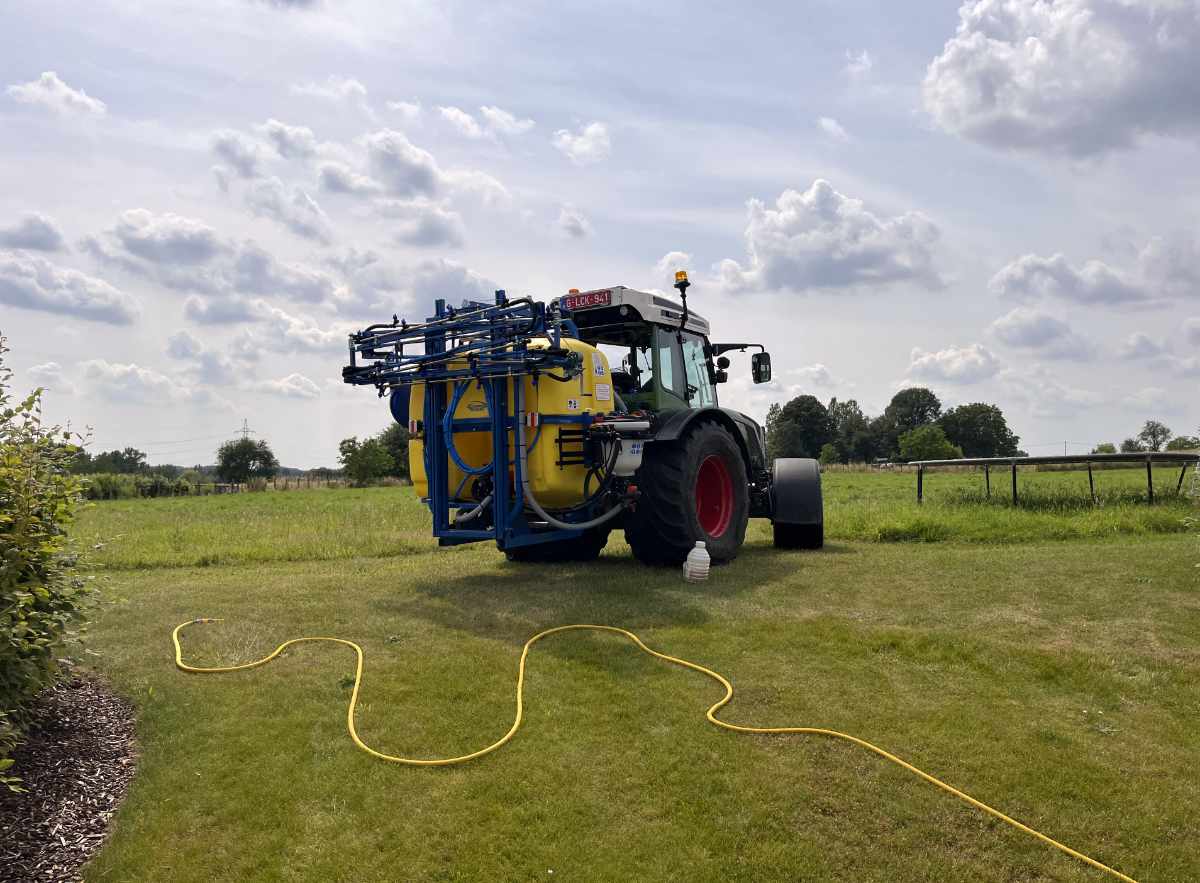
[408,336,613,509]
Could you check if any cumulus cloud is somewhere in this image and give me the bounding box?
[231,302,349,358]
[317,161,383,196]
[1122,386,1177,412]
[233,241,345,303]
[6,71,106,116]
[291,75,371,113]
[113,209,227,265]
[844,49,873,79]
[655,251,691,277]
[923,0,1200,155]
[479,105,535,135]
[362,129,441,197]
[907,344,999,384]
[376,200,465,247]
[792,363,836,387]
[999,365,1101,419]
[989,253,1148,305]
[438,106,485,139]
[1117,331,1168,360]
[245,177,332,243]
[259,119,318,159]
[332,251,495,316]
[211,130,268,179]
[164,330,236,385]
[817,116,849,140]
[27,361,76,395]
[988,307,1095,360]
[387,100,421,120]
[183,294,259,325]
[253,373,321,399]
[716,179,943,293]
[557,205,591,239]
[0,251,138,324]
[0,213,66,251]
[80,360,224,406]
[552,122,611,165]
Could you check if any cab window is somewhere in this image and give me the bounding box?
[681,332,716,408]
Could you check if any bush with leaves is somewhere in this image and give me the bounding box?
[0,337,90,790]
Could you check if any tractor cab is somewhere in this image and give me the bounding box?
[553,280,773,416]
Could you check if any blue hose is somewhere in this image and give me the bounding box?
[444,381,493,476]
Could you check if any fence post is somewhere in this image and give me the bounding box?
[917,465,923,504]
[1087,462,1095,505]
[1178,464,1190,494]
[1011,462,1018,505]
[984,465,990,499]
[1146,457,1153,504]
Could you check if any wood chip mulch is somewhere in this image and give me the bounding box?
[0,677,137,883]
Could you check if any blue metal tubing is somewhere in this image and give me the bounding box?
[443,380,494,476]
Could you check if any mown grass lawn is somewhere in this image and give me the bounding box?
[77,474,1197,882]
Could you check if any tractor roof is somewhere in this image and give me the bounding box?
[554,285,710,337]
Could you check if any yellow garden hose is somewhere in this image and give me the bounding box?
[172,619,1137,882]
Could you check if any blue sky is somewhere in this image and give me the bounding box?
[2,0,1198,466]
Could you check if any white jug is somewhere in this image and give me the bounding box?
[683,541,710,583]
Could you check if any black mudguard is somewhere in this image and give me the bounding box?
[772,458,823,525]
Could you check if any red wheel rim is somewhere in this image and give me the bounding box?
[695,454,733,538]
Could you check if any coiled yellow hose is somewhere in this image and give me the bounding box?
[173,619,1137,882]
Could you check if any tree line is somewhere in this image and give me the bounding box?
[766,387,1020,464]
[1091,420,1198,454]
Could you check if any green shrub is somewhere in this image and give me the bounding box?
[0,337,90,791]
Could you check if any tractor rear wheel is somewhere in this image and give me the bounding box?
[504,527,610,563]
[625,421,749,565]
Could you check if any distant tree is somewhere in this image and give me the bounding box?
[828,398,874,464]
[376,423,411,480]
[1136,420,1172,452]
[938,403,1020,458]
[875,387,942,458]
[818,443,839,466]
[78,447,149,474]
[1166,435,1200,451]
[1119,438,1147,453]
[216,438,279,484]
[770,395,834,459]
[764,403,783,460]
[898,424,963,462]
[1091,442,1117,454]
[339,436,394,485]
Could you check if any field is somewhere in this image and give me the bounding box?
[74,469,1196,882]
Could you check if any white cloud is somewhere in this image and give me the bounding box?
[0,213,66,251]
[988,306,1095,360]
[233,241,344,303]
[717,179,943,293]
[999,365,1101,419]
[557,205,591,239]
[6,71,106,116]
[989,253,1148,305]
[791,363,835,388]
[291,75,371,113]
[259,119,318,159]
[1117,332,1168,361]
[844,50,873,79]
[817,116,849,140]
[235,302,348,356]
[923,0,1200,155]
[552,122,611,165]
[362,129,441,197]
[333,252,495,317]
[27,361,76,396]
[655,251,691,276]
[0,251,138,324]
[244,177,332,243]
[438,106,485,139]
[1122,386,1177,413]
[164,330,236,385]
[253,372,321,399]
[479,105,535,135]
[386,100,421,120]
[211,130,268,179]
[80,359,224,406]
[907,344,999,384]
[317,161,383,196]
[112,209,227,265]
[376,199,465,247]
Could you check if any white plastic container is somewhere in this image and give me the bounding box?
[683,541,710,583]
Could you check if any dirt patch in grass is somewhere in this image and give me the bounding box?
[0,677,137,883]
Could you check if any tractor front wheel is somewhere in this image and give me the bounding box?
[625,422,749,565]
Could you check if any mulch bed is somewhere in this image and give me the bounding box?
[0,677,137,883]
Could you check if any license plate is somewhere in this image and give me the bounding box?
[562,289,611,311]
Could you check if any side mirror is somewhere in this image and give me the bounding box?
[716,356,730,370]
[751,352,772,384]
